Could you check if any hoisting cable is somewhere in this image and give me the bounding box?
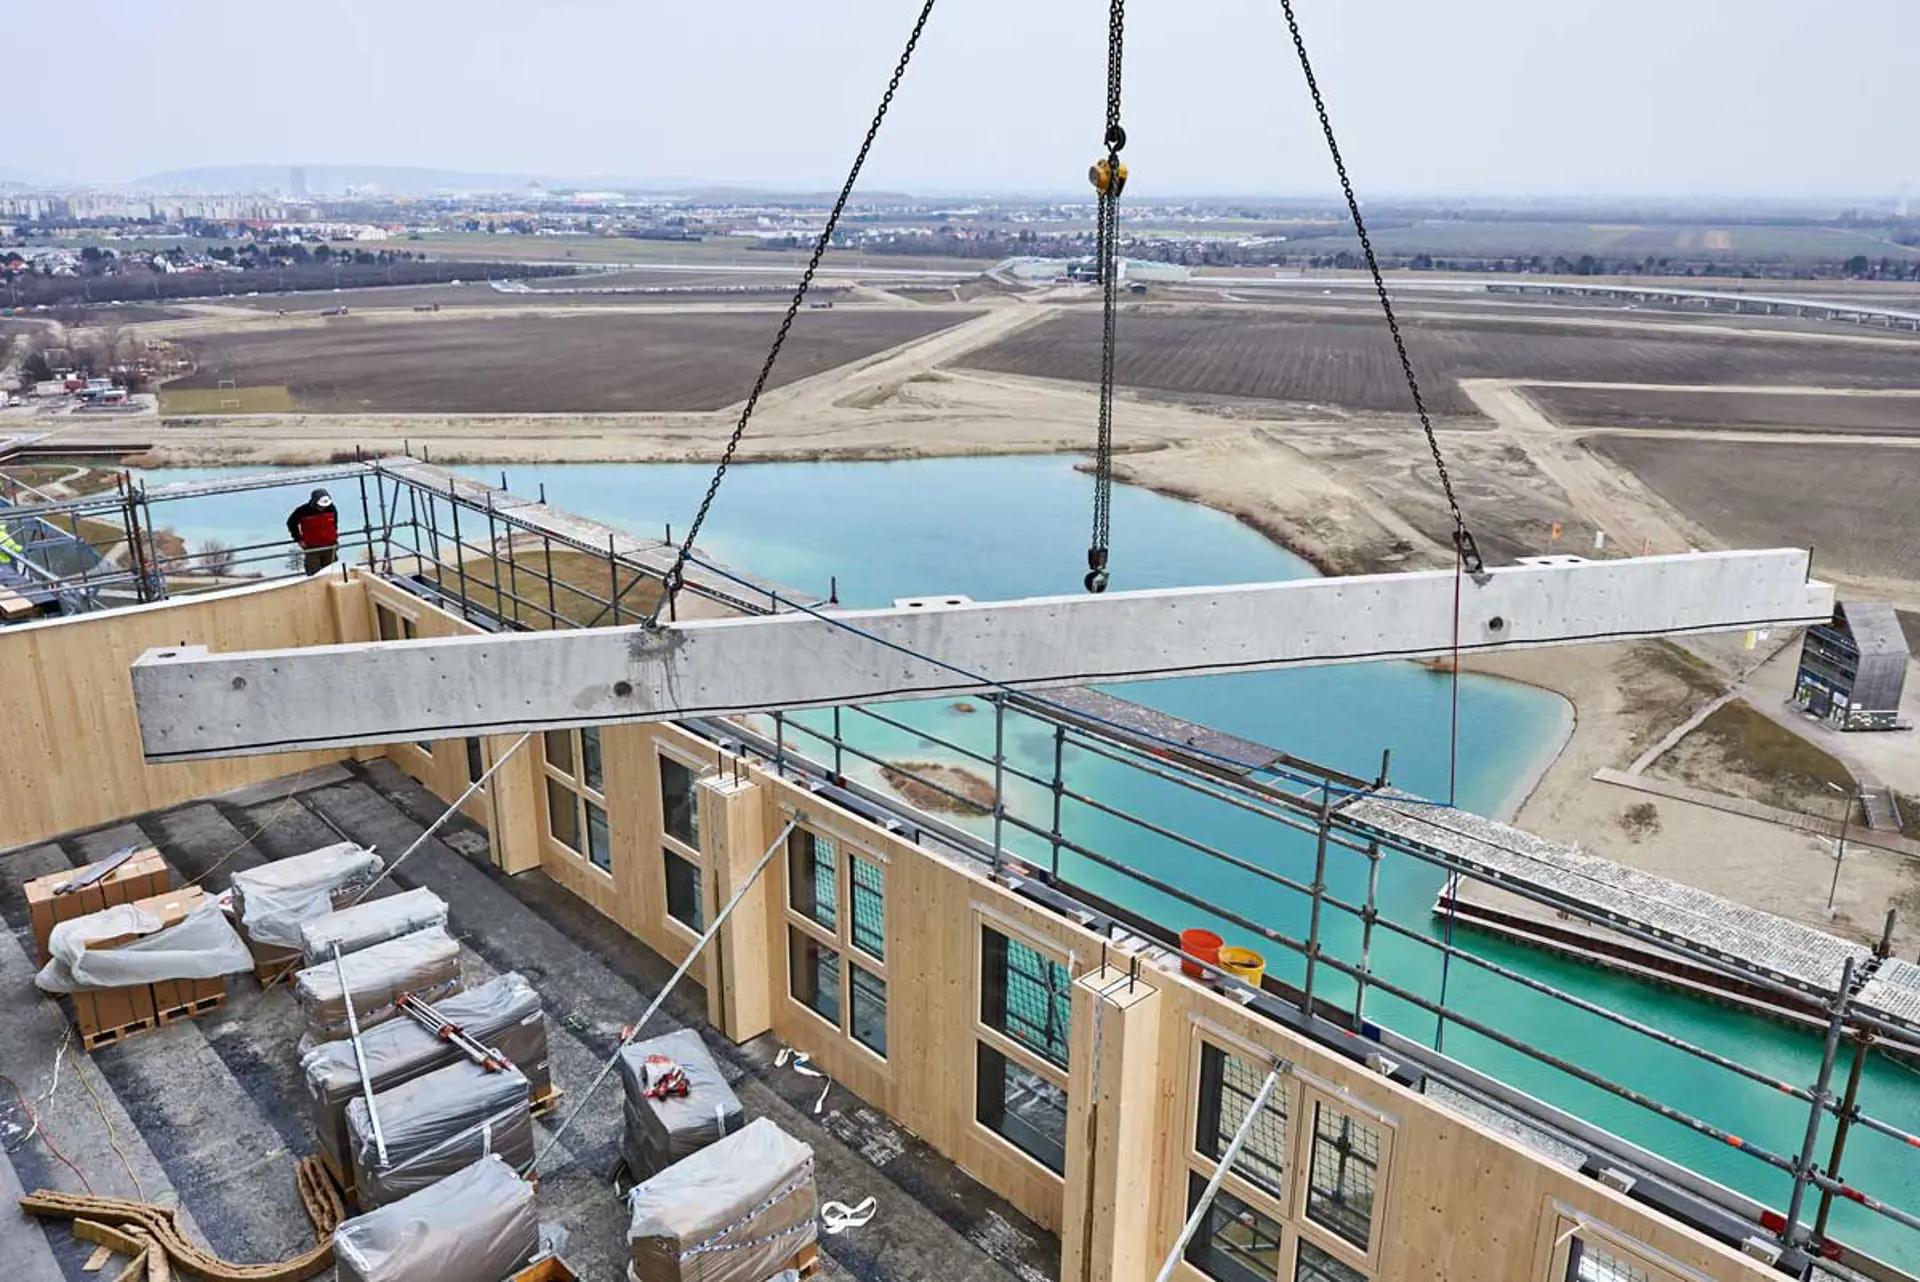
[646,0,940,626]
[1276,0,1486,582]
[1084,0,1127,593]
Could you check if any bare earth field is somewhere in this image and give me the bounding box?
[1530,386,1920,434]
[166,309,980,413]
[957,309,1920,416]
[1590,436,1920,582]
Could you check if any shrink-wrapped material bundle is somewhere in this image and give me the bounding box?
[626,1118,817,1282]
[300,887,449,965]
[333,1155,538,1282]
[293,926,461,1042]
[347,1060,533,1209]
[302,972,548,1175]
[35,895,250,993]
[230,842,382,949]
[617,1028,744,1181]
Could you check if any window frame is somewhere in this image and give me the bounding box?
[541,726,612,880]
[1292,1086,1396,1276]
[1540,1209,1704,1282]
[655,746,709,942]
[779,813,890,1069]
[976,1040,1071,1176]
[971,912,1072,1180]
[1189,1034,1300,1209]
[657,748,702,854]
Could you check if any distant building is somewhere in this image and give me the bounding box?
[1793,600,1910,730]
[289,167,309,198]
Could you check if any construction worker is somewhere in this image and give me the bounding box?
[0,519,21,568]
[286,488,339,575]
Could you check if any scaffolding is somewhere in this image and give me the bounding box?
[7,457,1918,1273]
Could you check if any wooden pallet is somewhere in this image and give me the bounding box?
[78,1015,157,1053]
[316,1149,355,1205]
[792,1243,821,1279]
[156,991,226,1026]
[509,1254,579,1281]
[529,1084,564,1119]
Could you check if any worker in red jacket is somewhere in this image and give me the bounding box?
[286,488,339,574]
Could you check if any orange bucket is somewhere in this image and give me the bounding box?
[1180,928,1223,979]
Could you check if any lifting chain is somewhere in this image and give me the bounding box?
[648,0,941,625]
[1085,0,1127,594]
[1277,0,1486,581]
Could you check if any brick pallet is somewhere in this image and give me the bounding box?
[25,849,170,964]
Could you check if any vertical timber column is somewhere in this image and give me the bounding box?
[698,771,772,1043]
[1062,965,1164,1282]
[486,733,546,875]
[325,572,384,763]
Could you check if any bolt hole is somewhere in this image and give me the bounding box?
[614,680,634,697]
[1488,616,1506,632]
[231,677,247,690]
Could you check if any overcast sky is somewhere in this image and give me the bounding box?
[9,0,1914,199]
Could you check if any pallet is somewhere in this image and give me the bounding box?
[155,991,226,1026]
[316,1149,356,1205]
[508,1252,580,1281]
[78,1015,157,1053]
[792,1243,821,1279]
[529,1084,564,1119]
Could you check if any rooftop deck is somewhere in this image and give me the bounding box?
[0,759,1057,1282]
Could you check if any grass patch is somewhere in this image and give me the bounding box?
[1654,698,1855,814]
[159,385,296,415]
[423,546,664,629]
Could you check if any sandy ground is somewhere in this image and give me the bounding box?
[23,287,1920,951]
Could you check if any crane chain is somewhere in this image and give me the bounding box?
[1277,0,1486,580]
[649,0,940,623]
[1087,0,1126,594]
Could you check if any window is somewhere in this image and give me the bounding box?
[789,927,841,1026]
[1197,1043,1290,1199]
[660,754,699,848]
[1295,1240,1367,1282]
[789,830,838,930]
[375,605,399,641]
[465,737,485,785]
[586,800,611,872]
[976,1043,1067,1173]
[581,727,604,793]
[981,927,1071,1069]
[664,850,704,931]
[544,729,574,777]
[850,964,887,1057]
[1184,1173,1284,1282]
[402,616,417,640]
[850,856,885,960]
[1566,1242,1655,1282]
[1304,1104,1381,1254]
[546,776,580,851]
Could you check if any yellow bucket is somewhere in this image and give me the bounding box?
[1217,946,1265,987]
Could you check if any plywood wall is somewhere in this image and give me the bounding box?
[0,576,362,851]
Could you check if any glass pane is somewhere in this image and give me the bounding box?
[465,737,485,784]
[546,777,580,851]
[544,728,574,776]
[850,964,887,1058]
[375,606,398,641]
[788,830,837,930]
[1569,1241,1655,1282]
[1306,1104,1382,1253]
[980,927,1070,1069]
[660,755,699,847]
[975,1043,1067,1174]
[1197,1043,1289,1199]
[850,857,885,960]
[586,800,611,872]
[1295,1239,1368,1282]
[665,849,704,931]
[401,617,417,640]
[581,726,604,794]
[1184,1172,1284,1282]
[789,927,841,1025]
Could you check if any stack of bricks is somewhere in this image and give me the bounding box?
[25,850,170,965]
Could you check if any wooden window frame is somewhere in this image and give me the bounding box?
[1538,1207,1709,1282]
[1293,1086,1396,1277]
[1185,1029,1303,1218]
[970,909,1072,1180]
[779,815,890,1071]
[541,727,612,879]
[654,745,710,943]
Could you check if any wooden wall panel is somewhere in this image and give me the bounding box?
[1,577,356,850]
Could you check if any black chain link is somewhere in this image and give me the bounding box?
[649,0,941,623]
[1277,0,1485,578]
[1087,0,1126,593]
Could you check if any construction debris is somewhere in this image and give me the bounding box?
[332,1154,539,1282]
[348,1060,535,1209]
[298,887,449,966]
[618,1028,744,1182]
[292,926,461,1042]
[626,1118,818,1282]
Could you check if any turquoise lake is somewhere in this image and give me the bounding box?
[135,455,1920,1268]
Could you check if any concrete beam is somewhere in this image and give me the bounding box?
[130,551,1831,762]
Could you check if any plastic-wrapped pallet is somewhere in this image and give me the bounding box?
[293,926,461,1043]
[333,1154,538,1282]
[230,842,382,950]
[627,1118,817,1282]
[348,1060,533,1209]
[303,972,549,1177]
[299,887,448,965]
[35,895,251,993]
[617,1027,744,1181]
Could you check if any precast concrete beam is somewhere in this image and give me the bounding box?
[130,550,1831,761]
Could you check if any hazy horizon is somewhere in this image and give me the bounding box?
[8,0,1917,202]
